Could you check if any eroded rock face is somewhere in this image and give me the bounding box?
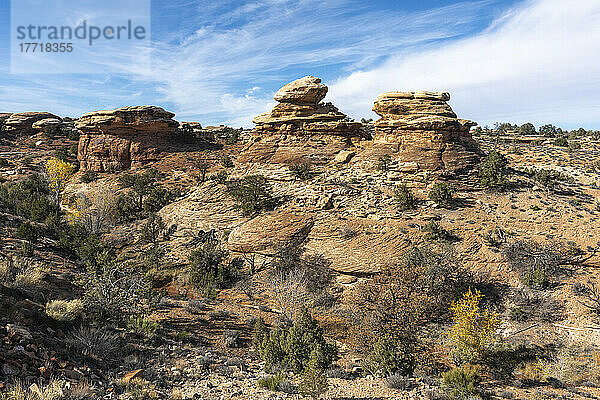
[242,76,364,165]
[3,112,61,136]
[76,106,178,171]
[371,91,481,174]
[228,211,314,255]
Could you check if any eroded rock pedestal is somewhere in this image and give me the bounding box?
[76,106,178,172]
[371,91,481,174]
[240,76,364,165]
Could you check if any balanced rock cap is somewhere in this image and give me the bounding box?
[273,76,328,104]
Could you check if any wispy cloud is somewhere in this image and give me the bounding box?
[1,0,494,126]
[328,0,600,129]
[4,0,597,129]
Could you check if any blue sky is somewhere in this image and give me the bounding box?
[1,0,599,129]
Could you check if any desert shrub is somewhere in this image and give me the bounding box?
[223,329,242,348]
[127,316,160,339]
[209,170,228,184]
[221,155,234,168]
[185,299,207,314]
[385,374,414,390]
[140,212,165,245]
[448,288,500,365]
[188,240,238,296]
[0,379,68,400]
[268,268,310,321]
[573,281,600,320]
[525,168,574,192]
[224,127,242,145]
[289,161,312,180]
[267,246,334,320]
[257,372,286,391]
[429,182,454,207]
[115,193,139,222]
[227,174,275,216]
[423,221,458,242]
[65,326,121,361]
[364,335,415,377]
[17,222,39,254]
[45,299,84,322]
[142,186,178,213]
[45,157,76,204]
[75,233,116,273]
[554,136,569,147]
[119,169,158,209]
[479,150,509,190]
[299,347,329,399]
[252,317,269,347]
[503,240,589,289]
[585,159,600,174]
[377,154,392,172]
[0,157,9,168]
[353,245,475,369]
[484,227,506,248]
[257,307,338,374]
[1,174,59,222]
[70,192,116,234]
[54,146,71,162]
[393,184,416,211]
[441,364,483,400]
[0,255,45,290]
[80,262,154,323]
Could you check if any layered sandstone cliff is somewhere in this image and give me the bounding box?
[76,106,179,172]
[371,91,481,174]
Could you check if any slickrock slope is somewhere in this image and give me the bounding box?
[370,91,482,174]
[76,105,179,171]
[240,76,364,165]
[2,112,61,136]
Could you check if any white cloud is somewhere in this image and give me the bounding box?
[328,0,600,128]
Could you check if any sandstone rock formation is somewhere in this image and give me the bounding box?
[371,91,481,174]
[76,106,179,171]
[253,76,363,138]
[32,118,63,132]
[240,76,364,165]
[2,112,61,136]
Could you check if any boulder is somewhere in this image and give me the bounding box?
[76,105,179,171]
[371,91,482,174]
[273,75,328,104]
[3,112,61,136]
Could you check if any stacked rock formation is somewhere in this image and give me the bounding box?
[242,76,364,165]
[253,76,363,137]
[76,105,179,172]
[372,91,481,173]
[2,112,61,136]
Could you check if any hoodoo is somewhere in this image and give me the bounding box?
[372,91,482,174]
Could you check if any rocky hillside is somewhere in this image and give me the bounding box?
[1,76,600,400]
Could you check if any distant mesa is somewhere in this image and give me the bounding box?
[371,91,482,174]
[76,105,179,172]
